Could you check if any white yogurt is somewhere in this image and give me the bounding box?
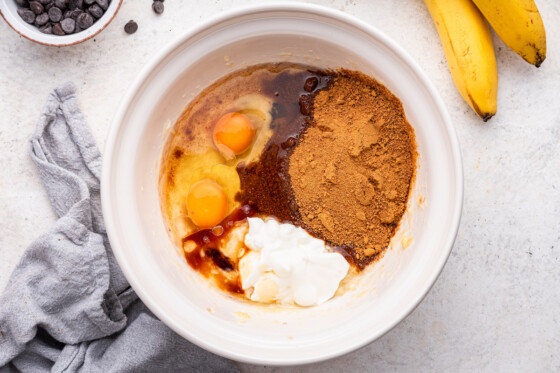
[239,217,349,306]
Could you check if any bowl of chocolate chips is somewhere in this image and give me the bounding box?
[0,0,122,46]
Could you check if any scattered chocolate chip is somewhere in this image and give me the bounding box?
[39,23,52,33]
[35,12,49,25]
[124,20,137,34]
[29,1,44,14]
[152,1,164,14]
[17,8,36,24]
[87,4,102,18]
[76,11,93,29]
[96,0,108,10]
[60,17,75,33]
[54,0,68,9]
[48,6,62,22]
[304,77,319,92]
[52,22,65,35]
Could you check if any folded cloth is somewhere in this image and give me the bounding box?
[0,83,238,373]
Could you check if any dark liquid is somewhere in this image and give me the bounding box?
[235,66,332,222]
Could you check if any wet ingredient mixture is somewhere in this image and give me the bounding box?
[159,63,416,305]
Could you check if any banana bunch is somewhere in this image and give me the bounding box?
[424,0,546,121]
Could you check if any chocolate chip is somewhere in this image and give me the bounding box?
[63,9,72,18]
[304,77,319,92]
[15,0,29,6]
[17,8,36,24]
[39,23,52,33]
[96,0,108,10]
[124,20,137,34]
[35,12,50,25]
[52,22,65,35]
[84,0,95,4]
[48,6,62,22]
[29,1,44,14]
[60,17,75,33]
[77,12,93,29]
[37,0,51,4]
[45,2,54,11]
[152,1,164,14]
[71,9,83,20]
[87,4,102,18]
[54,0,67,9]
[67,0,82,10]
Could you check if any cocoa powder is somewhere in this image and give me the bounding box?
[289,70,416,267]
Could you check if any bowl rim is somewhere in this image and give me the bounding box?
[0,0,123,47]
[101,2,464,365]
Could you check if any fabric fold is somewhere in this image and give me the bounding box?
[0,83,238,373]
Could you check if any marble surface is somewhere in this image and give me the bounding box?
[1,0,559,371]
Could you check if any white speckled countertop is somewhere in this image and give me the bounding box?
[1,0,559,371]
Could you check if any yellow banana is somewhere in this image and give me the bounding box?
[472,0,546,67]
[424,0,498,121]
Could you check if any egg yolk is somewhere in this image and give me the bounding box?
[213,112,255,156]
[186,179,228,229]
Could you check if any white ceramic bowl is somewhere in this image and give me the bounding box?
[102,3,463,365]
[0,0,122,46]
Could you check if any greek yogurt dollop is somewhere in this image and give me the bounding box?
[239,217,349,306]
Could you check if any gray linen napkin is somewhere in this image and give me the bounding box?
[0,82,239,373]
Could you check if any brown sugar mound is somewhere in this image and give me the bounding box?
[289,70,416,267]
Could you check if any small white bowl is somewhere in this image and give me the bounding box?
[102,3,463,365]
[0,0,122,46]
